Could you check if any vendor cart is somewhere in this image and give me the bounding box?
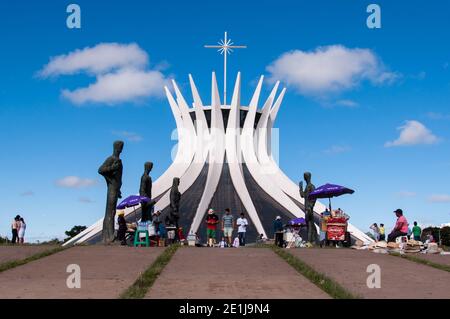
[326,217,350,246]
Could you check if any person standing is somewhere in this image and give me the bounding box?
[370,223,380,241]
[152,210,162,236]
[11,215,20,244]
[236,213,248,246]
[388,209,409,242]
[18,218,26,244]
[319,212,329,247]
[379,223,386,241]
[221,208,235,247]
[273,216,284,247]
[412,221,422,241]
[117,211,127,245]
[205,209,219,247]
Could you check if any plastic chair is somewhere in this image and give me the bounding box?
[134,222,150,247]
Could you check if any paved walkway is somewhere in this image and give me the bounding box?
[0,246,57,264]
[146,247,330,299]
[0,246,164,299]
[288,248,450,299]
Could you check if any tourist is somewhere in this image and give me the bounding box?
[152,210,162,236]
[18,217,26,244]
[370,223,380,241]
[407,226,412,240]
[379,223,386,241]
[11,215,20,244]
[205,208,219,247]
[412,221,422,241]
[117,211,127,245]
[319,212,329,247]
[236,213,249,246]
[273,216,284,247]
[387,209,409,242]
[221,208,234,247]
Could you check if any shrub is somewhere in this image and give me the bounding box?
[422,227,441,243]
[440,226,450,246]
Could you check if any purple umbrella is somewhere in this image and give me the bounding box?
[289,217,306,226]
[117,195,151,209]
[308,183,354,211]
[117,195,151,223]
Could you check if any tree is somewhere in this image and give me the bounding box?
[421,227,441,243]
[365,232,376,241]
[440,226,450,246]
[64,225,87,242]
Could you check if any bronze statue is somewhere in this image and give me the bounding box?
[169,177,181,233]
[299,172,318,244]
[140,162,153,222]
[98,141,124,244]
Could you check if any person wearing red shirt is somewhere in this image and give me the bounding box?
[388,209,409,242]
[205,208,219,247]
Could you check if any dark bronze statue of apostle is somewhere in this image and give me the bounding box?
[140,162,153,222]
[169,177,181,233]
[299,172,318,244]
[99,141,124,244]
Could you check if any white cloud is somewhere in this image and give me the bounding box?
[385,120,439,147]
[55,176,97,188]
[113,130,143,142]
[428,194,450,203]
[62,68,166,105]
[39,43,168,105]
[396,191,417,198]
[323,145,351,155]
[335,99,359,108]
[39,43,148,77]
[20,190,35,197]
[426,112,450,120]
[266,45,398,96]
[79,197,95,204]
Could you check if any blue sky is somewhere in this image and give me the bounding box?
[1,0,449,241]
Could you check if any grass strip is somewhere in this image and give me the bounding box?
[271,245,360,299]
[390,252,450,273]
[120,244,179,299]
[0,246,68,273]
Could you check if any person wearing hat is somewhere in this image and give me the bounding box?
[388,209,409,242]
[205,208,219,247]
[273,216,284,247]
[116,210,127,245]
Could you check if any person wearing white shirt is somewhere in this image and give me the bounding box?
[236,213,249,246]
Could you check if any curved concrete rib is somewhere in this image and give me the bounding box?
[190,72,225,233]
[153,78,208,212]
[226,72,266,237]
[241,79,302,217]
